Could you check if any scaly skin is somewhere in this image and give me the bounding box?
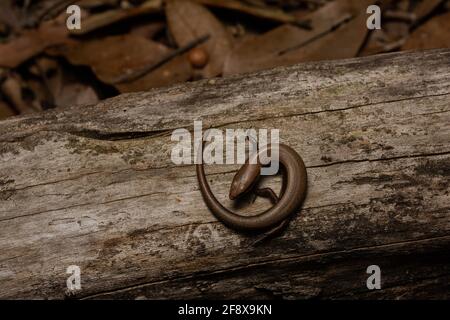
[196,144,307,232]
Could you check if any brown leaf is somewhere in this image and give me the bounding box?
[56,83,99,107]
[0,21,74,68]
[0,100,16,120]
[116,55,192,93]
[359,30,393,56]
[223,0,356,75]
[26,56,99,108]
[413,0,444,21]
[70,0,163,35]
[166,0,233,78]
[61,34,192,92]
[27,78,52,109]
[360,0,414,56]
[0,0,20,33]
[130,21,165,39]
[191,0,302,24]
[281,0,372,63]
[49,65,99,108]
[78,0,120,9]
[402,12,450,51]
[1,73,37,114]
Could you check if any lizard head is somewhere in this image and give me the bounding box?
[229,163,260,200]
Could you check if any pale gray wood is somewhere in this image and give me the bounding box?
[0,49,449,299]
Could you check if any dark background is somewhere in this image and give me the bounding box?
[0,0,449,120]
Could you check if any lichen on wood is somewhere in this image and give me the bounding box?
[0,49,449,299]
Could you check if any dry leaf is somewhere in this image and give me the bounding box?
[360,0,414,56]
[413,0,444,21]
[56,83,99,107]
[166,0,233,78]
[130,21,165,39]
[27,78,52,109]
[116,55,192,92]
[26,56,99,109]
[359,30,392,56]
[0,20,74,68]
[0,100,15,120]
[223,0,356,75]
[1,73,38,114]
[70,0,162,35]
[46,64,98,107]
[192,0,302,24]
[63,35,169,81]
[0,0,20,33]
[402,12,450,50]
[382,0,412,45]
[61,34,192,92]
[78,0,120,9]
[281,0,372,63]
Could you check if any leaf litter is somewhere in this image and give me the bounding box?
[0,0,449,119]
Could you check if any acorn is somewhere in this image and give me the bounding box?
[188,48,209,69]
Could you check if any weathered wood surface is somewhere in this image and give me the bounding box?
[0,49,449,299]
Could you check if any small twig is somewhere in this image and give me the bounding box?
[384,10,417,23]
[293,19,312,30]
[111,34,211,85]
[279,13,353,56]
[380,38,407,52]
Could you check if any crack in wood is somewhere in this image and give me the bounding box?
[79,234,450,299]
[1,49,449,299]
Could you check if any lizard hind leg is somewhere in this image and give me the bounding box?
[253,187,279,204]
[248,187,290,246]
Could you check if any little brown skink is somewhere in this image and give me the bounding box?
[196,143,307,232]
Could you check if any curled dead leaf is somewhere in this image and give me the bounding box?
[166,0,233,78]
[402,12,450,51]
[0,20,75,68]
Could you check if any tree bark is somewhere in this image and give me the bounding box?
[0,49,449,299]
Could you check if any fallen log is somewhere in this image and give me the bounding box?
[0,49,449,299]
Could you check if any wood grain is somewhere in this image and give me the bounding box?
[0,49,449,299]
